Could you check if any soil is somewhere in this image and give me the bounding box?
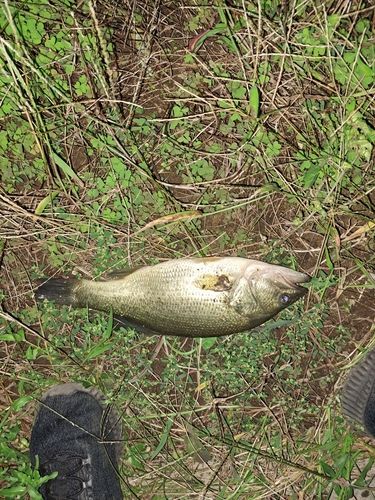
[1,1,375,498]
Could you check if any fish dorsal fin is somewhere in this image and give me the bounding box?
[106,266,145,280]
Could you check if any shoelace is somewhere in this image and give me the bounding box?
[40,453,92,500]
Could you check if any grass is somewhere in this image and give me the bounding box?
[0,0,375,498]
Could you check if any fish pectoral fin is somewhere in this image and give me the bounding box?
[194,274,232,292]
[113,315,162,335]
[227,276,257,315]
[106,266,145,280]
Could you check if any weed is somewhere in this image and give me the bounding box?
[1,0,375,498]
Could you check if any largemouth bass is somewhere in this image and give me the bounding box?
[35,257,310,337]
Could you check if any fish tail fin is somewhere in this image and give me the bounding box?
[35,278,80,306]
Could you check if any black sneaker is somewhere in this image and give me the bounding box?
[29,382,123,500]
[342,347,375,437]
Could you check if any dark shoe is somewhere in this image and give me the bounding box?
[342,347,375,437]
[30,382,123,500]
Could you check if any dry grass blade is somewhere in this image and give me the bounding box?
[1,0,375,498]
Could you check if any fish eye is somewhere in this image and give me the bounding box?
[280,294,290,305]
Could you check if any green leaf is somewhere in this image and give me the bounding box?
[150,418,174,460]
[25,346,40,360]
[303,162,322,189]
[201,337,216,351]
[29,487,45,500]
[34,191,59,215]
[319,460,336,479]
[249,85,260,118]
[104,308,114,340]
[52,152,82,185]
[84,341,116,362]
[232,86,246,99]
[185,422,212,463]
[0,333,17,341]
[0,486,27,497]
[172,105,188,118]
[327,14,339,27]
[11,395,33,411]
[357,57,374,78]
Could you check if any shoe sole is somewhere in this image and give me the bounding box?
[341,347,375,436]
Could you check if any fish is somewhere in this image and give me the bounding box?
[35,257,310,338]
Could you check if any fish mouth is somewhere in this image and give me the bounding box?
[277,272,311,294]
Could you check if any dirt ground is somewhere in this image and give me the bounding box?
[1,1,375,498]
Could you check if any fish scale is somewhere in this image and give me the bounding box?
[35,257,310,337]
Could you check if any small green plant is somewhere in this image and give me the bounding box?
[1,0,375,497]
[0,399,56,499]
